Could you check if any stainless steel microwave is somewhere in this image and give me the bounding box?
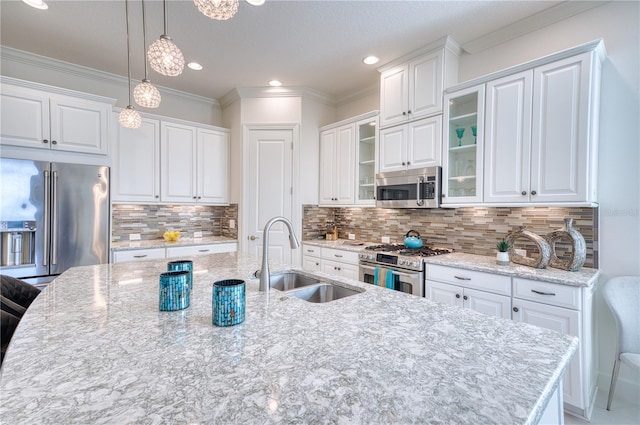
[375,166,441,208]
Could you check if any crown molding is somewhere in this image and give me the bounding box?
[0,45,219,108]
[219,86,335,109]
[461,1,610,54]
[334,83,379,108]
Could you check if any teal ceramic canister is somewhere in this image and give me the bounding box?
[212,279,245,327]
[159,270,190,311]
[167,260,193,289]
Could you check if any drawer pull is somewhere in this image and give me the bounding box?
[133,254,147,258]
[307,249,315,253]
[198,249,210,253]
[454,275,471,281]
[531,289,556,296]
[334,254,343,258]
[455,294,461,299]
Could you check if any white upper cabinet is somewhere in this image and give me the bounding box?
[484,70,534,203]
[319,111,378,207]
[379,115,442,173]
[0,79,112,155]
[112,116,160,202]
[379,37,460,128]
[160,121,230,204]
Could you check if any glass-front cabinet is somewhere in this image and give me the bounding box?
[443,84,485,204]
[355,115,378,205]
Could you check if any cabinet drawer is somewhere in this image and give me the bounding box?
[426,264,511,296]
[166,242,237,258]
[302,244,321,258]
[321,247,359,264]
[513,278,581,310]
[112,248,166,263]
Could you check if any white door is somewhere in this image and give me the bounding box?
[378,125,407,173]
[197,128,229,204]
[484,70,533,203]
[318,129,336,205]
[112,116,160,202]
[161,122,197,203]
[380,65,408,127]
[426,281,463,307]
[531,53,591,203]
[408,116,442,169]
[246,128,294,263]
[463,288,511,319]
[0,84,50,149]
[334,124,356,204]
[50,95,109,154]
[512,298,582,408]
[409,51,442,119]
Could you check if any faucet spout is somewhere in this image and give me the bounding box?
[259,216,300,292]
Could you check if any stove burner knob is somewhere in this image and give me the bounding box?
[413,261,420,268]
[398,259,405,265]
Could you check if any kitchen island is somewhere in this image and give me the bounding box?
[0,252,577,424]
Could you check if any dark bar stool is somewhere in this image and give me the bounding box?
[1,310,21,365]
[0,275,41,312]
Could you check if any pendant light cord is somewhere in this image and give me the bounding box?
[163,0,168,36]
[125,0,132,105]
[142,0,149,79]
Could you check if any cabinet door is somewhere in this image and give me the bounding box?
[303,255,322,272]
[380,65,409,127]
[512,298,582,408]
[407,116,442,168]
[322,259,344,277]
[463,288,511,319]
[112,116,160,202]
[484,70,533,203]
[425,280,463,307]
[531,53,592,203]
[334,124,356,204]
[197,129,229,204]
[378,125,407,173]
[50,95,110,154]
[410,51,442,119]
[0,84,50,149]
[161,122,197,203]
[341,263,359,280]
[318,129,337,205]
[355,116,377,205]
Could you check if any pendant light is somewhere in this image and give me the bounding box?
[147,0,184,77]
[134,0,161,108]
[119,0,142,129]
[193,0,239,21]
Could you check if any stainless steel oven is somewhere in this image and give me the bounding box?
[376,166,441,209]
[359,255,423,297]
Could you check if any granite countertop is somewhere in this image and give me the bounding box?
[0,252,577,424]
[303,239,599,287]
[111,235,237,251]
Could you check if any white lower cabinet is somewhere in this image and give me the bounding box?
[112,243,238,263]
[425,265,511,319]
[426,263,596,419]
[301,244,359,279]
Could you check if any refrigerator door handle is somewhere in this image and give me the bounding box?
[51,171,59,265]
[43,170,50,267]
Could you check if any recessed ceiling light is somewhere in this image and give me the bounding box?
[363,56,379,65]
[246,0,266,5]
[188,62,203,71]
[268,80,282,87]
[22,0,48,10]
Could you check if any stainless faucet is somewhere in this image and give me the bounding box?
[259,216,300,292]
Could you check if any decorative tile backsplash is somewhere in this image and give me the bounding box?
[112,204,238,242]
[302,205,598,268]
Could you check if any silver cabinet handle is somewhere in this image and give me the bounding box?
[134,254,147,258]
[531,289,555,296]
[307,249,315,253]
[198,249,210,253]
[454,276,471,281]
[334,254,343,258]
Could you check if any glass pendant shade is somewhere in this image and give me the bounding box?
[134,79,161,108]
[147,35,184,77]
[119,106,142,129]
[194,0,239,21]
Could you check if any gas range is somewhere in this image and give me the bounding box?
[358,244,453,272]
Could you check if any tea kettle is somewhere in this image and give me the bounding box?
[404,230,423,249]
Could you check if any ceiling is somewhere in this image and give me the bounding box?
[0,1,598,102]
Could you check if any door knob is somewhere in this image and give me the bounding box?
[531,190,537,195]
[521,191,527,196]
[455,294,461,299]
[249,235,260,241]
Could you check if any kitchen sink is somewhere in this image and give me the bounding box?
[285,283,361,303]
[270,272,321,291]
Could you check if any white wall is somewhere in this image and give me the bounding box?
[0,47,221,126]
[335,89,379,122]
[459,1,640,402]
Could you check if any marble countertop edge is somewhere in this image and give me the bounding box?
[111,236,237,251]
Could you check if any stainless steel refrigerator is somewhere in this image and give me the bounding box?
[0,158,109,287]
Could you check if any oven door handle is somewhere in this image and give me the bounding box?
[360,263,420,279]
[416,177,424,206]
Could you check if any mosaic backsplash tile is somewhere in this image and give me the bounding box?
[302,205,598,268]
[112,204,238,242]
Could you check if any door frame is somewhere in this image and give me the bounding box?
[241,124,301,265]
